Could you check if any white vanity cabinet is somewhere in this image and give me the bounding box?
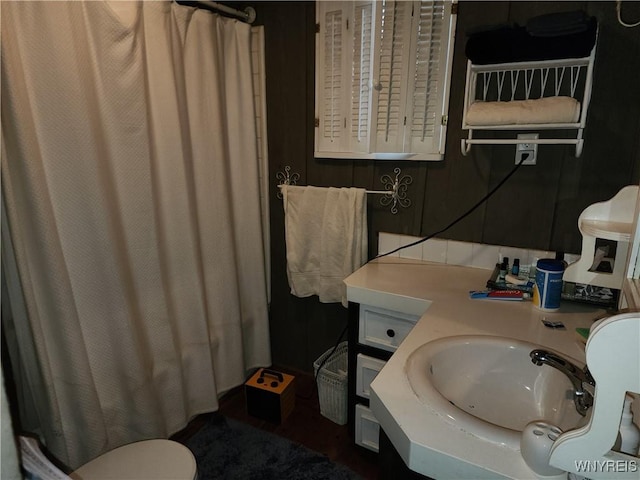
[348,303,420,452]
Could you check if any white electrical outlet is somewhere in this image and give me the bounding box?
[516,133,538,165]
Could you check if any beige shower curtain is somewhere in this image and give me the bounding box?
[1,0,271,469]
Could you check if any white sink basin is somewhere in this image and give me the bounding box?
[405,335,583,449]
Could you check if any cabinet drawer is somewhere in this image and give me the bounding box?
[356,354,386,399]
[358,304,420,352]
[355,404,380,452]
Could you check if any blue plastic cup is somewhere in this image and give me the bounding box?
[533,259,565,311]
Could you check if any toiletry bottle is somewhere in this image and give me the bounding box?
[617,394,640,455]
[498,261,507,282]
[512,258,520,276]
[529,258,539,281]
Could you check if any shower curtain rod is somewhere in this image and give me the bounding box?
[189,1,256,23]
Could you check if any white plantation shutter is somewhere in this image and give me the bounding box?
[315,1,456,160]
[316,1,375,154]
[318,4,347,151]
[406,1,452,155]
[372,0,413,153]
[351,2,374,151]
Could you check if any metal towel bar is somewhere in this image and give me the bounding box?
[276,167,412,214]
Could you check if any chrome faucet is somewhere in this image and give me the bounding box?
[530,349,595,416]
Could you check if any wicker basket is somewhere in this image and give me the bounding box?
[313,341,349,425]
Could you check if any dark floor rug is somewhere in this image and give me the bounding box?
[183,414,362,480]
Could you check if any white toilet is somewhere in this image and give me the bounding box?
[20,436,198,480]
[71,439,197,480]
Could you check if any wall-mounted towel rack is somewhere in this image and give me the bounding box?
[276,166,412,215]
[461,41,597,158]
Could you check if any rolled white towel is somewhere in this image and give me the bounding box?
[465,96,581,126]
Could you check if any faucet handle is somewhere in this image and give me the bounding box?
[582,381,595,398]
[583,365,595,385]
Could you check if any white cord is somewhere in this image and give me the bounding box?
[616,0,640,28]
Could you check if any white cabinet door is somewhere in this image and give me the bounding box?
[356,353,387,399]
[355,404,381,452]
[358,304,420,352]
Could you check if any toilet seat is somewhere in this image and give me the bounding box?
[71,439,197,480]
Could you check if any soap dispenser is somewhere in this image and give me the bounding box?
[616,394,640,455]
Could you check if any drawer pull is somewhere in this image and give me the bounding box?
[386,329,396,338]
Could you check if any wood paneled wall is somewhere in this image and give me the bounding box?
[248,1,640,372]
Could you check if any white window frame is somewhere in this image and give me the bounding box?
[315,0,457,161]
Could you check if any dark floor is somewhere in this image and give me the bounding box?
[171,366,380,479]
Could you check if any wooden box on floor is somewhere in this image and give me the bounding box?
[245,368,295,423]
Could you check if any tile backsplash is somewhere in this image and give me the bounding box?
[378,232,579,271]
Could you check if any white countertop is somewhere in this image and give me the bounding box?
[344,257,606,480]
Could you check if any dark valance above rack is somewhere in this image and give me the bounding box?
[465,11,597,65]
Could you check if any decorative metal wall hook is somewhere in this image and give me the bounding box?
[379,168,412,214]
[275,166,300,199]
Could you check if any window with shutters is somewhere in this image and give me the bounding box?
[315,0,457,161]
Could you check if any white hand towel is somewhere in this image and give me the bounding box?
[282,185,367,307]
